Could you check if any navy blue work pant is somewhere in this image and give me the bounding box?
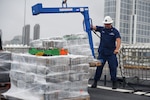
[94,53,118,81]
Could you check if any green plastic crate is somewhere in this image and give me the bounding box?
[29,48,60,56]
[29,48,38,55]
[51,48,60,56]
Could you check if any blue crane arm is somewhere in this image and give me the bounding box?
[32,3,88,15]
[32,3,95,58]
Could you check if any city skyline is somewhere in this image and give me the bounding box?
[0,0,104,44]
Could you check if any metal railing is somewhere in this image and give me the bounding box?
[118,44,150,85]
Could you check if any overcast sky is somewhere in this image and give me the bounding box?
[0,0,104,44]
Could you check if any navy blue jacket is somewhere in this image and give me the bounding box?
[96,26,121,56]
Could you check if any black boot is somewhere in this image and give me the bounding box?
[112,81,117,89]
[91,80,97,88]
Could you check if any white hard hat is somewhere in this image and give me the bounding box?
[102,16,113,24]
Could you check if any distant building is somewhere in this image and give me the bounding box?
[3,44,30,53]
[3,41,11,45]
[22,24,30,45]
[10,35,22,44]
[33,24,40,40]
[104,0,150,44]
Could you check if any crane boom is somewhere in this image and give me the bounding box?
[32,3,95,58]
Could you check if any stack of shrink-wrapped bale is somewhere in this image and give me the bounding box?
[0,51,11,83]
[3,32,92,100]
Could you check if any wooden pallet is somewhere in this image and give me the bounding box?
[124,65,150,70]
[1,95,90,100]
[0,95,21,100]
[0,82,11,100]
[0,82,10,87]
[89,61,101,67]
[0,82,10,91]
[64,96,90,100]
[0,95,6,100]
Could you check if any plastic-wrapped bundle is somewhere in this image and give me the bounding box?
[45,83,70,99]
[30,38,64,49]
[36,65,47,75]
[10,70,46,85]
[45,83,60,93]
[78,73,90,81]
[11,79,17,87]
[26,64,37,74]
[11,53,28,63]
[63,32,88,45]
[0,52,11,71]
[30,39,43,48]
[27,54,38,64]
[68,80,89,98]
[69,72,80,82]
[11,62,20,70]
[70,64,89,73]
[14,54,36,65]
[46,72,69,83]
[57,81,70,91]
[36,56,70,67]
[42,40,64,49]
[25,82,44,92]
[0,51,11,82]
[45,91,77,100]
[47,65,70,74]
[44,92,59,100]
[69,80,87,92]
[17,80,26,89]
[30,83,49,94]
[69,72,89,83]
[58,91,70,100]
[47,56,70,66]
[67,45,92,56]
[25,73,36,83]
[10,70,26,81]
[69,55,89,65]
[36,56,49,66]
[12,53,37,64]
[63,32,94,58]
[11,62,37,77]
[37,56,65,67]
[5,53,90,100]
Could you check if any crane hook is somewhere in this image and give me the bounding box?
[62,0,67,8]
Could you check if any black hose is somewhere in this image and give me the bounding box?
[92,30,101,38]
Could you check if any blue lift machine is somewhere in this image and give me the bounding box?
[32,3,95,57]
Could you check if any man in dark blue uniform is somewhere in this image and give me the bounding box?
[91,16,121,89]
